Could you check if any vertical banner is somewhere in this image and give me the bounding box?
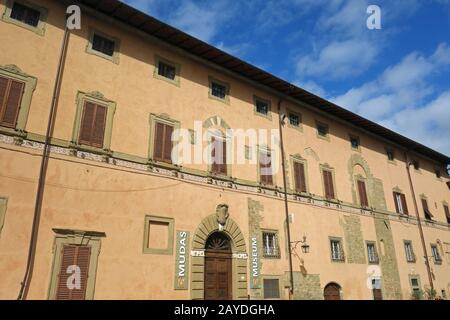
[250,235,261,289]
[174,231,190,290]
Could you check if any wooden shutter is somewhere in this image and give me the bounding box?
[0,77,24,128]
[79,101,107,148]
[357,180,369,207]
[444,205,450,223]
[294,162,306,193]
[260,151,273,185]
[400,194,409,215]
[393,192,400,213]
[323,170,334,199]
[153,122,173,163]
[153,122,165,161]
[91,105,107,148]
[421,199,433,219]
[211,137,227,175]
[55,245,91,300]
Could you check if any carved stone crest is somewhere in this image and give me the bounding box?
[216,204,229,228]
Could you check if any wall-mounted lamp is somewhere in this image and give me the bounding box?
[291,235,310,254]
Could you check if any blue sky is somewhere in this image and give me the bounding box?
[122,0,450,156]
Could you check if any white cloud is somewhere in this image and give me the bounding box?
[331,43,450,154]
[296,39,378,79]
[294,80,327,97]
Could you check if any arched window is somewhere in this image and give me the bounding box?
[324,282,342,300]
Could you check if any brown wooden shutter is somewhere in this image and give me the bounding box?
[79,102,96,145]
[294,162,306,193]
[323,170,334,199]
[400,194,409,215]
[421,199,433,219]
[260,151,273,185]
[443,205,450,223]
[91,104,106,148]
[219,138,227,175]
[357,180,368,207]
[0,78,24,128]
[153,122,165,161]
[56,245,91,300]
[163,124,173,163]
[393,192,400,213]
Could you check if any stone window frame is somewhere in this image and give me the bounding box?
[329,236,345,263]
[320,163,338,202]
[0,197,8,238]
[85,28,121,64]
[1,0,48,36]
[261,229,281,259]
[349,134,361,152]
[143,215,174,255]
[153,55,181,87]
[430,243,442,265]
[365,240,379,265]
[208,76,230,105]
[403,240,416,263]
[71,91,116,154]
[0,64,37,135]
[47,229,105,300]
[354,174,370,208]
[148,113,181,167]
[206,128,233,179]
[315,120,330,141]
[290,154,310,195]
[287,109,303,132]
[257,145,277,188]
[443,201,450,225]
[261,275,282,299]
[253,95,272,120]
[409,274,422,298]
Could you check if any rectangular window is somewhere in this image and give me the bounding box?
[357,180,369,207]
[255,99,269,115]
[55,245,91,300]
[386,149,395,161]
[78,101,107,148]
[330,238,344,262]
[444,204,450,224]
[158,61,176,80]
[259,150,273,186]
[10,2,40,27]
[153,122,174,163]
[421,198,433,221]
[263,279,280,299]
[393,192,409,215]
[262,232,279,258]
[350,135,360,149]
[211,81,226,99]
[0,76,24,128]
[444,242,450,264]
[431,244,442,264]
[293,161,307,193]
[410,277,421,298]
[317,122,329,137]
[404,241,416,263]
[92,33,115,57]
[211,136,227,175]
[322,169,335,200]
[367,242,379,264]
[288,113,300,127]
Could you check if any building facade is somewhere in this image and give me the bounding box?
[0,0,449,300]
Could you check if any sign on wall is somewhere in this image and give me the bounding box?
[250,235,261,289]
[174,231,190,290]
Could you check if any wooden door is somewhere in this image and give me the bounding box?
[204,232,232,300]
[373,288,383,300]
[324,283,341,300]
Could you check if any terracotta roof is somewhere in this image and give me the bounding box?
[76,0,450,165]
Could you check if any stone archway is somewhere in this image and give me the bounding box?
[190,212,248,300]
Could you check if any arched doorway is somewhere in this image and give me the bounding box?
[324,282,342,300]
[204,232,232,300]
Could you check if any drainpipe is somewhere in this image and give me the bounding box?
[404,151,434,294]
[277,99,294,299]
[17,20,71,300]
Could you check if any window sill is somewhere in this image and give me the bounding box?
[69,143,112,157]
